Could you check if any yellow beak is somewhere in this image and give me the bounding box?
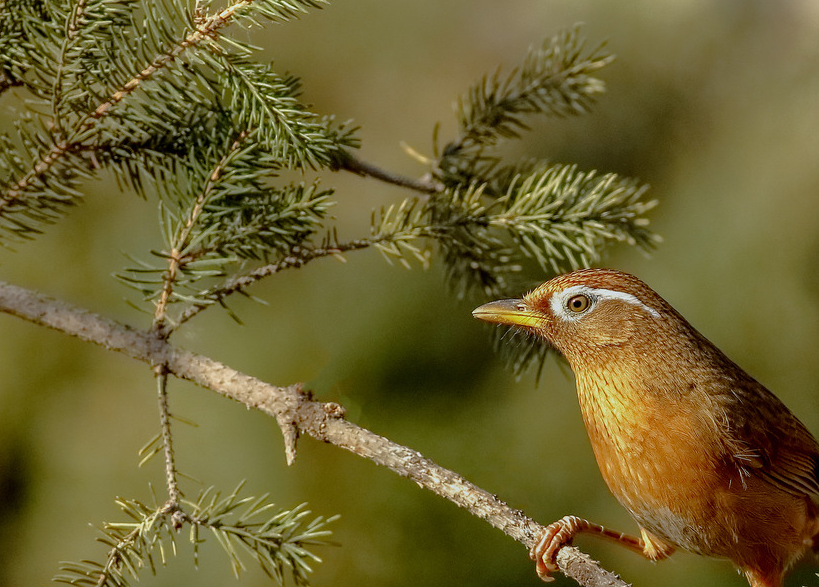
[472,299,545,329]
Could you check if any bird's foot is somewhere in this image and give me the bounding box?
[529,515,586,582]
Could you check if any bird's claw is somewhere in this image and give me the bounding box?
[530,516,583,582]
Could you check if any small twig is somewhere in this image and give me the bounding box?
[153,248,182,335]
[153,132,251,335]
[0,280,629,587]
[154,369,181,507]
[337,150,445,194]
[175,239,374,328]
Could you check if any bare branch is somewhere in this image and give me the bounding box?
[0,280,629,587]
[337,150,445,194]
[154,370,181,505]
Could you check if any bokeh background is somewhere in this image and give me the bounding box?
[2,1,819,586]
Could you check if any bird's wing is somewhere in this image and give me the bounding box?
[723,378,819,498]
[762,448,819,497]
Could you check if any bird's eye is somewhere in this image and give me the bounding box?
[566,294,591,313]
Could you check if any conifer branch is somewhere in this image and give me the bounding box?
[0,280,628,587]
[54,487,335,587]
[174,159,656,335]
[87,0,327,127]
[88,0,253,124]
[0,139,73,211]
[337,150,445,194]
[151,132,251,333]
[444,27,612,160]
[4,2,223,207]
[0,0,341,241]
[86,499,179,587]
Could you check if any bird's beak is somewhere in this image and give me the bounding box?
[472,299,545,329]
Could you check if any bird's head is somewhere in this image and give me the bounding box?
[473,269,673,365]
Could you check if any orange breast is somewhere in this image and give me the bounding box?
[574,367,730,554]
[573,363,819,577]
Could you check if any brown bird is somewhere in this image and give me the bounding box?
[472,268,819,587]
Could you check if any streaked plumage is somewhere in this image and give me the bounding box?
[473,269,819,587]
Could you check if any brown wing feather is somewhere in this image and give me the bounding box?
[720,375,819,498]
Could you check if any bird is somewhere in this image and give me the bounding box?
[472,268,819,587]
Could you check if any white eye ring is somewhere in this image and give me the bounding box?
[551,287,596,321]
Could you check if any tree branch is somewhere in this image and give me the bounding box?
[337,150,445,194]
[0,280,629,587]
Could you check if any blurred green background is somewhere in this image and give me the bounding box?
[2,1,819,586]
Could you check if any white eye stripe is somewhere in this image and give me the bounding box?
[550,285,660,319]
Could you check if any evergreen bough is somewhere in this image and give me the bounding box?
[0,0,659,584]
